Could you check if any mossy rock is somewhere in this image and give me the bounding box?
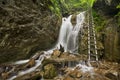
[43,64,57,79]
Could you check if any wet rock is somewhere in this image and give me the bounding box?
[24,58,35,68]
[64,66,82,79]
[32,51,44,60]
[69,67,81,78]
[82,72,91,78]
[43,64,57,79]
[71,14,77,26]
[1,72,9,80]
[54,76,64,80]
[76,71,82,78]
[0,66,5,75]
[52,49,61,58]
[0,0,60,63]
[63,76,74,80]
[90,62,99,67]
[60,52,69,58]
[14,71,42,80]
[59,44,64,52]
[105,73,117,80]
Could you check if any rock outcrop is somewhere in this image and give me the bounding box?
[0,0,61,63]
[93,0,120,16]
[93,0,120,62]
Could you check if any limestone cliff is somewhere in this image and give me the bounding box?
[93,0,120,62]
[0,0,60,63]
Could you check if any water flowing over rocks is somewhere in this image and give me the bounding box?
[0,0,120,78]
[0,49,119,80]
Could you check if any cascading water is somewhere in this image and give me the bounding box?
[56,15,73,52]
[56,12,85,53]
[8,12,86,80]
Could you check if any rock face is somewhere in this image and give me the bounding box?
[0,0,60,63]
[43,64,57,79]
[52,49,61,58]
[93,0,120,16]
[104,19,120,62]
[105,73,117,80]
[24,58,35,68]
[93,0,120,62]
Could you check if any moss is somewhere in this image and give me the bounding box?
[92,9,107,32]
[43,64,57,79]
[116,12,120,27]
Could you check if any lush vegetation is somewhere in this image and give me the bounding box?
[93,10,106,32]
[49,0,96,17]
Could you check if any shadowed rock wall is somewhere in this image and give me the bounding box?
[0,0,61,63]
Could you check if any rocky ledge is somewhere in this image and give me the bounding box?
[0,49,119,80]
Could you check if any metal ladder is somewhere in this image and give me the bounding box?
[87,9,98,62]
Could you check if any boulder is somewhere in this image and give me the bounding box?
[69,67,80,78]
[60,52,69,58]
[24,58,35,68]
[52,49,61,58]
[76,71,82,78]
[43,64,57,79]
[1,72,9,80]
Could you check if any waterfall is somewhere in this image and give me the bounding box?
[56,15,73,51]
[56,12,85,53]
[8,52,49,80]
[8,12,85,80]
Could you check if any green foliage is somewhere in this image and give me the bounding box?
[116,3,120,9]
[88,0,96,7]
[48,0,61,17]
[48,0,96,17]
[116,12,120,27]
[93,9,106,32]
[116,3,120,27]
[80,0,96,7]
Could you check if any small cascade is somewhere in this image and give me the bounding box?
[56,15,73,51]
[8,51,52,80]
[1,9,119,80]
[76,61,94,73]
[14,60,29,65]
[57,12,85,53]
[7,12,86,80]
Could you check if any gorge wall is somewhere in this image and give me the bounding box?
[93,0,120,62]
[0,0,60,63]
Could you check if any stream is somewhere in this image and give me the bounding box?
[0,11,119,80]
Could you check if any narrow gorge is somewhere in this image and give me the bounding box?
[0,0,120,80]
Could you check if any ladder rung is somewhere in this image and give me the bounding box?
[87,12,98,62]
[88,35,94,38]
[90,54,96,56]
